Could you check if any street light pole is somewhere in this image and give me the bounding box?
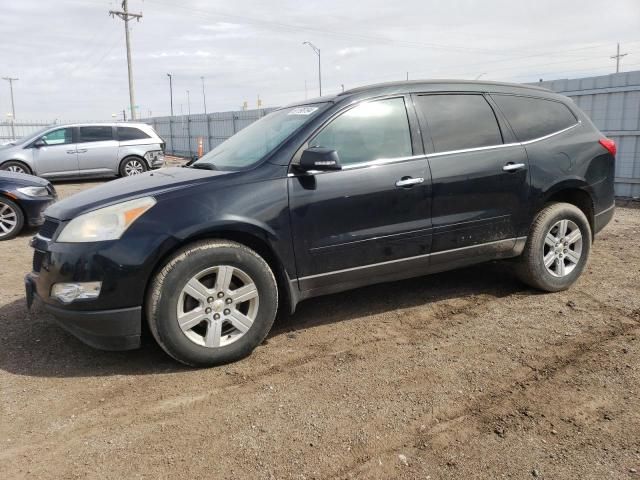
[303,41,322,97]
[166,73,174,116]
[186,90,191,116]
[2,77,18,140]
[201,76,207,114]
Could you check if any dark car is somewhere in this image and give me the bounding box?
[0,171,57,240]
[25,80,616,366]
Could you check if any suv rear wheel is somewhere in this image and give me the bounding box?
[146,240,278,367]
[516,202,591,292]
[119,157,148,176]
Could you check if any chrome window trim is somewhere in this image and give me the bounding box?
[426,142,520,158]
[519,121,581,145]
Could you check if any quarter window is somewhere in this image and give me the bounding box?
[78,126,114,143]
[118,127,150,141]
[415,94,503,152]
[310,97,412,166]
[491,95,577,142]
[40,128,73,146]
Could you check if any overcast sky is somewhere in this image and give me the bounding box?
[1,0,639,121]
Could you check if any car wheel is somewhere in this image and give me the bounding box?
[1,161,31,175]
[146,240,278,367]
[516,202,591,292]
[0,197,25,240]
[119,157,148,177]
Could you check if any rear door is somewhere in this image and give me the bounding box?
[413,93,530,258]
[31,127,78,177]
[77,126,119,175]
[288,96,432,293]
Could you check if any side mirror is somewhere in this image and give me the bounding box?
[33,139,46,148]
[298,147,341,172]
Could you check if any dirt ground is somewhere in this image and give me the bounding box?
[1,179,639,480]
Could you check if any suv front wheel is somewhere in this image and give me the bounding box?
[516,202,592,292]
[146,240,278,367]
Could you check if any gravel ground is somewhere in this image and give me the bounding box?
[1,178,639,479]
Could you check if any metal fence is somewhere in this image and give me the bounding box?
[535,71,640,198]
[142,108,275,158]
[0,121,51,143]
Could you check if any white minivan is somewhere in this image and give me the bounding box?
[0,123,165,179]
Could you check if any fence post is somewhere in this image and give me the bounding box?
[206,114,212,153]
[186,115,192,157]
[168,116,174,156]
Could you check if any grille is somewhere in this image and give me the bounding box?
[32,250,45,272]
[38,218,60,239]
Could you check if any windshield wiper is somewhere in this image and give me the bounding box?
[189,163,217,170]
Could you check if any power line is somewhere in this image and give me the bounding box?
[110,0,142,120]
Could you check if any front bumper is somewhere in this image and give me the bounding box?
[25,274,142,350]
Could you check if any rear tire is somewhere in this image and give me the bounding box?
[0,197,25,240]
[119,157,148,177]
[146,240,278,367]
[1,161,31,175]
[516,202,591,292]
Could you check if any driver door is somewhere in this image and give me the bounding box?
[288,97,432,294]
[32,127,78,177]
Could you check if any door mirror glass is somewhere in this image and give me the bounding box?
[298,147,342,171]
[33,139,46,148]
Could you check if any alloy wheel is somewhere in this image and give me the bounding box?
[542,219,583,277]
[0,201,18,237]
[177,265,259,348]
[124,159,145,175]
[6,165,26,173]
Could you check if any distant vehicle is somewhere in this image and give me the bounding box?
[0,171,57,240]
[26,80,615,367]
[0,123,165,179]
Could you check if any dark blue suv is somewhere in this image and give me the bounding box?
[26,80,616,366]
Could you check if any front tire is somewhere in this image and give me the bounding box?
[146,240,278,367]
[1,161,31,175]
[0,197,25,240]
[516,202,591,292]
[119,157,148,177]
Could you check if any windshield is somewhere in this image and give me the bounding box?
[193,104,327,171]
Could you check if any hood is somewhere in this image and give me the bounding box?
[0,170,50,187]
[45,167,231,220]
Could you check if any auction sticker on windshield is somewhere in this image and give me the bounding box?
[288,106,319,115]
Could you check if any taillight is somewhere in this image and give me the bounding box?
[599,138,616,156]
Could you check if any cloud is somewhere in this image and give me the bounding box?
[337,47,366,57]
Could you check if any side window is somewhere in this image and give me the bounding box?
[310,97,412,166]
[491,95,578,142]
[415,94,503,152]
[41,128,73,146]
[78,126,114,143]
[118,127,150,141]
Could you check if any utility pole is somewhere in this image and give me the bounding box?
[200,76,207,114]
[303,41,321,96]
[2,77,18,140]
[109,0,142,120]
[186,90,191,115]
[611,43,628,73]
[166,73,174,116]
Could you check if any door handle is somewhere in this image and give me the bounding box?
[76,149,88,153]
[66,150,77,154]
[395,177,424,187]
[503,162,526,172]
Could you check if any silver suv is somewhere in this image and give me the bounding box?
[0,123,165,179]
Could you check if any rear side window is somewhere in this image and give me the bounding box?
[79,126,114,143]
[118,126,151,141]
[414,94,503,152]
[491,95,577,142]
[310,97,412,166]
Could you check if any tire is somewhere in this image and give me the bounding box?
[0,197,25,240]
[119,157,148,177]
[146,240,278,367]
[516,202,591,292]
[1,160,31,175]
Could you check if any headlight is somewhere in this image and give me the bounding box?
[57,197,156,242]
[17,186,50,197]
